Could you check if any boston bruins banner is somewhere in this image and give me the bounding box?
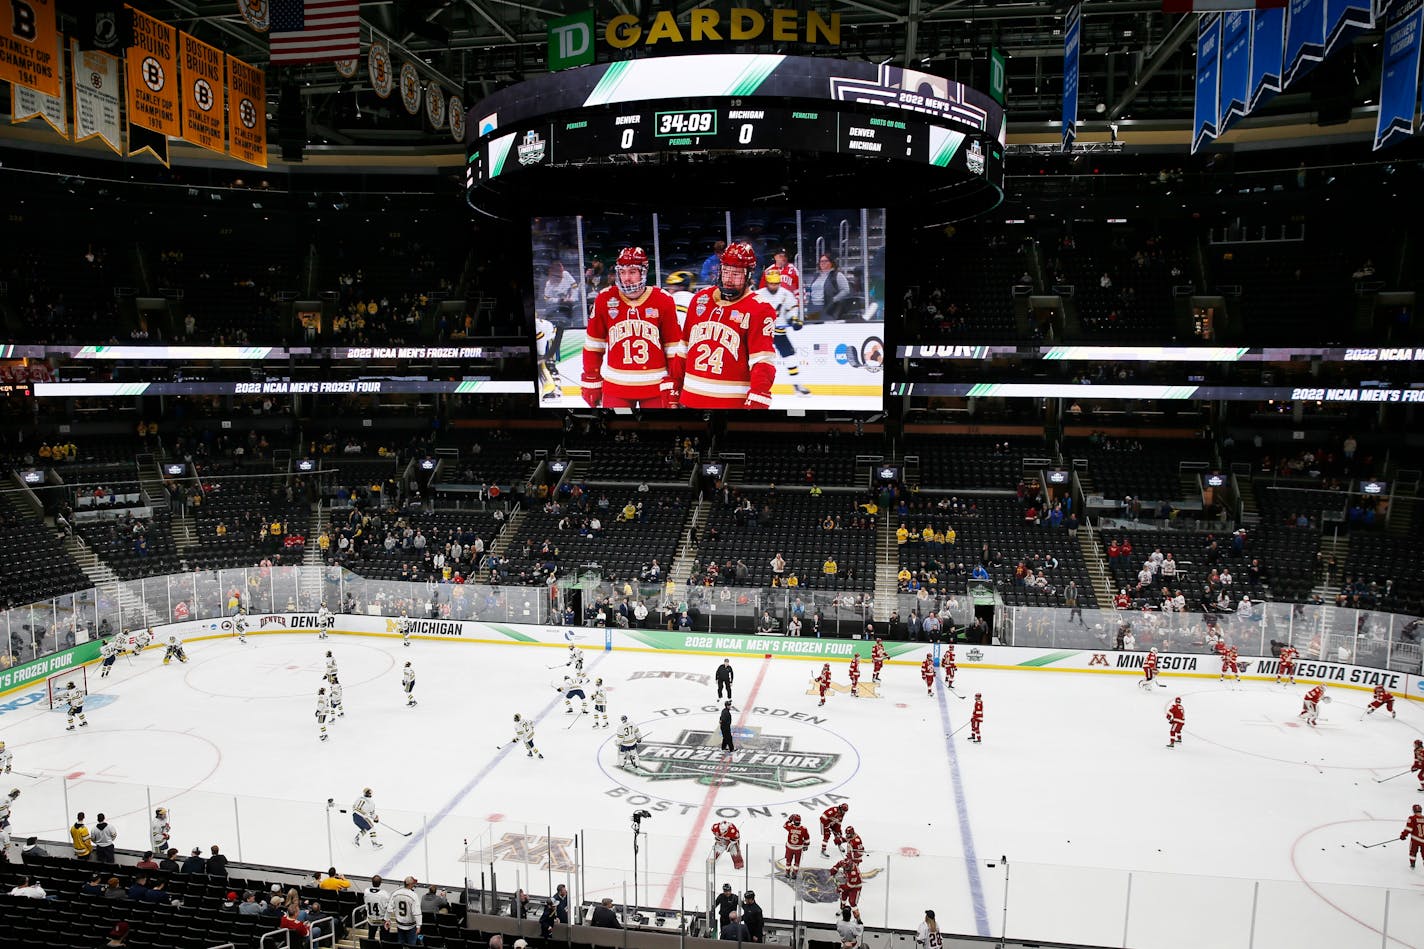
[11,31,66,138]
[0,0,61,98]
[399,61,421,114]
[368,40,392,98]
[180,32,225,154]
[125,5,179,141]
[425,80,445,129]
[72,38,122,154]
[226,53,267,167]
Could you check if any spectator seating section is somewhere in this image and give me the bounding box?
[342,509,503,582]
[1069,442,1211,503]
[903,436,1047,490]
[1103,525,1319,606]
[720,436,872,487]
[76,513,182,580]
[504,489,692,586]
[1053,228,1191,340]
[0,518,90,611]
[699,492,876,591]
[190,478,311,571]
[1212,242,1352,341]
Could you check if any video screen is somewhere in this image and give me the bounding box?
[532,208,886,411]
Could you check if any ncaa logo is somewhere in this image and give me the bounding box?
[192,78,214,111]
[141,56,166,93]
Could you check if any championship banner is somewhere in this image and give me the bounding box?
[1324,0,1375,58]
[226,53,267,167]
[1217,10,1253,134]
[1061,3,1081,151]
[0,0,61,98]
[11,31,67,138]
[125,5,179,137]
[1193,13,1222,153]
[1375,0,1424,150]
[1249,4,1286,109]
[448,94,464,142]
[180,32,225,154]
[72,39,122,154]
[1283,0,1325,87]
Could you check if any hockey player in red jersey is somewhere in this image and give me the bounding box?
[581,246,685,408]
[1167,697,1185,747]
[1300,685,1329,726]
[783,814,811,877]
[1402,805,1424,869]
[941,645,957,688]
[1140,647,1164,690]
[969,693,984,743]
[1412,740,1424,793]
[842,826,865,866]
[820,802,848,856]
[1276,645,1299,685]
[681,242,777,409]
[711,820,743,868]
[816,663,832,706]
[871,639,887,682]
[848,654,861,697]
[832,858,863,918]
[759,247,801,294]
[921,653,935,697]
[1217,641,1241,683]
[1367,684,1397,718]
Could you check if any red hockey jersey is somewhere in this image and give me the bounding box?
[680,288,776,408]
[582,286,684,402]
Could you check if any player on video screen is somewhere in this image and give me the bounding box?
[581,246,685,409]
[535,314,562,401]
[759,247,801,295]
[756,270,809,396]
[681,242,776,410]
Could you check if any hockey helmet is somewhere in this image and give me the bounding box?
[569,644,577,651]
[615,246,649,298]
[362,788,372,797]
[789,814,801,824]
[1149,647,1158,654]
[168,636,177,643]
[764,269,782,287]
[155,806,166,816]
[325,651,333,658]
[1416,740,1423,747]
[1174,697,1182,704]
[844,825,855,836]
[664,269,694,290]
[404,661,412,668]
[318,687,326,694]
[975,693,982,698]
[1416,805,1422,814]
[8,788,19,800]
[596,677,603,686]
[67,681,76,689]
[513,714,522,722]
[718,241,758,297]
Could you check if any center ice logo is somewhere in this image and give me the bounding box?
[624,725,841,792]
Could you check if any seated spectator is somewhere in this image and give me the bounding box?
[10,875,46,898]
[181,847,207,873]
[822,557,838,575]
[238,891,264,915]
[103,877,127,900]
[319,867,352,891]
[279,907,310,939]
[134,850,158,870]
[421,883,451,916]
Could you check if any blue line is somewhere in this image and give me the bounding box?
[936,686,990,937]
[378,653,606,877]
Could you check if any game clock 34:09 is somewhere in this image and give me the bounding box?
[654,109,717,137]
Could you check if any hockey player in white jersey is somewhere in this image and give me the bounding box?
[0,788,18,829]
[329,678,345,717]
[402,662,417,707]
[150,807,171,851]
[352,788,383,848]
[512,714,543,758]
[561,671,589,715]
[591,679,609,727]
[133,628,153,654]
[99,639,119,677]
[535,315,563,401]
[399,615,413,648]
[63,682,88,731]
[235,613,249,644]
[325,651,339,684]
[566,644,584,673]
[0,741,11,774]
[162,636,188,665]
[317,603,333,639]
[316,687,331,742]
[756,269,809,395]
[616,716,644,769]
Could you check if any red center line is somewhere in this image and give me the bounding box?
[658,657,772,908]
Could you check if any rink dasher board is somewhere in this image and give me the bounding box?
[26,614,1419,702]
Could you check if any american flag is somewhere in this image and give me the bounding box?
[269,0,361,64]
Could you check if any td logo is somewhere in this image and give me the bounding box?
[548,10,594,71]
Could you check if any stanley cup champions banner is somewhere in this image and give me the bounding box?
[126,4,179,163]
[1061,3,1081,151]
[0,0,61,97]
[180,32,225,154]
[72,39,123,153]
[1192,14,1222,154]
[1375,0,1424,150]
[11,31,66,137]
[226,53,267,167]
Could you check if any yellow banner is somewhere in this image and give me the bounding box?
[179,32,224,154]
[0,0,60,97]
[226,53,267,168]
[125,5,179,137]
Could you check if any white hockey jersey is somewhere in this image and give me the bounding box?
[755,283,801,332]
[329,682,343,706]
[515,720,535,743]
[64,687,85,711]
[353,794,378,820]
[316,693,330,719]
[617,722,642,747]
[402,667,415,688]
[150,814,170,848]
[100,641,118,660]
[592,687,607,708]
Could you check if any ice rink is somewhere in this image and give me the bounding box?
[7,630,1424,948]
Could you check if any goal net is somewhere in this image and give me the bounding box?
[46,666,88,710]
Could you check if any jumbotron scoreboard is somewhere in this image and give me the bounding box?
[464,54,1005,218]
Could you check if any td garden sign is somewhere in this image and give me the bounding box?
[548,8,841,70]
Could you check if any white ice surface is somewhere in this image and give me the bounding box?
[7,634,1424,948]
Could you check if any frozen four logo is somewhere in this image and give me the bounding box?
[621,723,841,791]
[518,130,546,165]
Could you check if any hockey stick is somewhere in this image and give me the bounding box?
[946,685,967,700]
[1357,837,1398,849]
[947,720,973,738]
[1374,769,1414,784]
[565,710,584,730]
[378,822,414,838]
[7,769,40,779]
